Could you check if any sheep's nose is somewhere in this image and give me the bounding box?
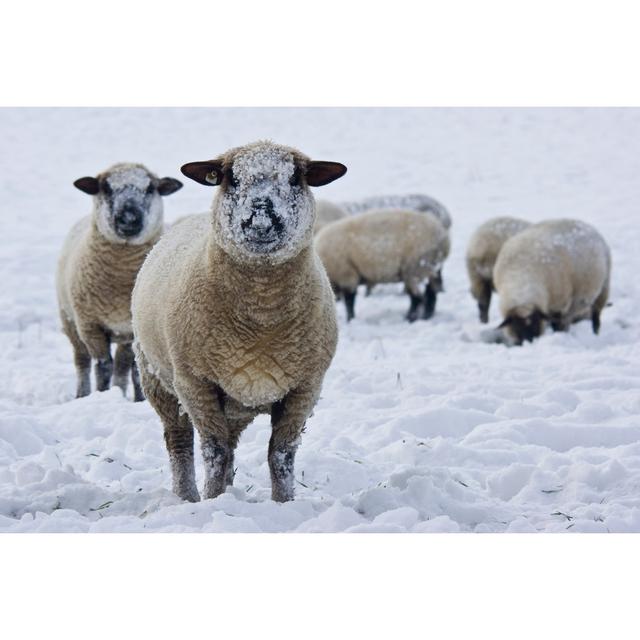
[251,197,274,215]
[115,203,144,237]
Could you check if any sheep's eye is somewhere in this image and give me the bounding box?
[146,183,155,195]
[101,181,112,196]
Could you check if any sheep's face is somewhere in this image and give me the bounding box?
[181,142,347,264]
[499,307,548,346]
[74,164,182,245]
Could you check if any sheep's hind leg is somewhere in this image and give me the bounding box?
[477,279,492,323]
[130,359,145,402]
[269,385,318,502]
[79,324,113,392]
[113,343,134,397]
[141,366,199,502]
[224,398,257,487]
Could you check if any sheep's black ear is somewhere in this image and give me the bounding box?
[74,177,100,195]
[181,161,224,186]
[157,177,183,196]
[306,161,347,187]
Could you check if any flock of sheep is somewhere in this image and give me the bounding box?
[55,140,612,504]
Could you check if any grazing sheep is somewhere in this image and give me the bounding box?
[314,208,450,322]
[313,199,347,235]
[340,193,452,229]
[493,219,611,345]
[131,141,347,503]
[466,216,531,322]
[56,163,183,400]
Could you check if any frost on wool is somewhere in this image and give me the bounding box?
[213,142,315,264]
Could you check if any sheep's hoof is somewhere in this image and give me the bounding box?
[406,312,418,323]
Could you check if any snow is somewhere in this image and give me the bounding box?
[1,107,640,532]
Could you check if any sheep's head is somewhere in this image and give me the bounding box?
[74,163,182,244]
[498,306,548,346]
[181,141,347,264]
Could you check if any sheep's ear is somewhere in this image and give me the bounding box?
[74,177,100,195]
[181,161,224,186]
[157,177,183,196]
[306,161,347,187]
[498,317,512,329]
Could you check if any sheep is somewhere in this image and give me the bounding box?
[313,198,347,235]
[340,193,452,229]
[56,163,183,400]
[493,218,611,345]
[466,216,532,322]
[314,208,450,322]
[131,141,347,503]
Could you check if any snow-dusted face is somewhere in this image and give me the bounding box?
[181,142,347,264]
[500,308,548,346]
[74,165,183,245]
[215,147,313,262]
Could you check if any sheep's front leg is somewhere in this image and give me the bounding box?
[174,376,231,500]
[78,323,112,392]
[269,385,319,502]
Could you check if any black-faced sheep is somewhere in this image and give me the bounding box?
[56,163,182,400]
[314,208,450,322]
[466,216,531,322]
[131,141,347,503]
[493,219,611,345]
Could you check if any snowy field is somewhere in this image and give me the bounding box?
[1,107,639,533]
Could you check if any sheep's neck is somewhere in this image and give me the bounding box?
[210,245,312,327]
[88,220,159,271]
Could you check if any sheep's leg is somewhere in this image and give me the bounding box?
[61,315,92,398]
[477,279,492,323]
[269,385,318,502]
[224,398,257,487]
[139,363,199,502]
[113,343,135,397]
[423,282,438,320]
[343,290,356,321]
[78,323,113,392]
[406,293,423,322]
[130,359,145,402]
[591,276,609,335]
[174,376,231,500]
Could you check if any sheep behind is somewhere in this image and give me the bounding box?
[315,208,450,322]
[493,218,611,345]
[56,163,182,399]
[466,216,532,322]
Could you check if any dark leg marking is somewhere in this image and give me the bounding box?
[113,343,135,397]
[478,279,492,323]
[344,290,356,321]
[591,309,601,334]
[95,355,113,392]
[423,282,437,320]
[406,293,423,323]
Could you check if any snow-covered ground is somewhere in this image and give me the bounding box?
[1,107,639,532]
